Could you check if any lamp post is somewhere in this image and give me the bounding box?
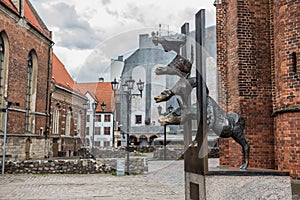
[157,104,173,160]
[111,76,144,175]
[82,102,90,147]
[1,97,19,176]
[91,101,98,156]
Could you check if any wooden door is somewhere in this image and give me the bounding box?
[25,139,31,160]
[52,139,58,157]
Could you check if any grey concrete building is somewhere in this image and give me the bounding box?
[117,33,179,146]
[116,25,216,146]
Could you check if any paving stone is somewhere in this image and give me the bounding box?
[0,160,184,200]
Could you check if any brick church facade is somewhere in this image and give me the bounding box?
[0,0,53,159]
[215,0,300,178]
[0,0,88,160]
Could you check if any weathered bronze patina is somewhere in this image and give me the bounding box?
[153,33,250,170]
[158,96,249,169]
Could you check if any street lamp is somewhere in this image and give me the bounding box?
[157,104,173,160]
[91,101,98,156]
[111,78,119,95]
[111,76,144,175]
[100,102,106,112]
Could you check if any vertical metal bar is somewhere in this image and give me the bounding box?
[181,23,192,151]
[126,94,130,175]
[145,68,151,122]
[184,9,208,176]
[164,124,167,160]
[112,116,115,147]
[126,133,129,174]
[92,106,95,155]
[181,23,189,56]
[2,98,8,176]
[184,11,207,200]
[196,9,208,174]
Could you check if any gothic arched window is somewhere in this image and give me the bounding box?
[52,103,60,134]
[65,107,72,135]
[0,32,9,131]
[25,50,38,133]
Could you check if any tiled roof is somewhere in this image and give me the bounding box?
[0,0,18,12]
[75,82,115,113]
[24,0,50,37]
[52,53,75,89]
[52,53,86,99]
[0,0,51,39]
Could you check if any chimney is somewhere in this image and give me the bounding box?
[117,56,123,61]
[99,77,104,82]
[11,0,24,17]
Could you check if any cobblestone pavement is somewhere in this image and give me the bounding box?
[0,160,184,200]
[2,159,298,200]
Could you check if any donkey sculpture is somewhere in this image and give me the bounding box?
[158,97,250,169]
[153,34,250,169]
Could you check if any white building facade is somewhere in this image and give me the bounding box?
[76,81,115,148]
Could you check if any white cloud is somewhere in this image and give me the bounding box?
[74,28,153,82]
[31,0,216,82]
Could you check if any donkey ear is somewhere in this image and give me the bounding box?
[176,98,183,108]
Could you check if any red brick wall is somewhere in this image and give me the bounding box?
[273,1,300,110]
[216,0,230,166]
[50,90,86,138]
[274,113,300,179]
[50,87,87,153]
[0,6,52,135]
[217,0,300,178]
[216,0,275,169]
[273,0,300,179]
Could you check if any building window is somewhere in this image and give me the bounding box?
[86,115,90,122]
[0,35,4,111]
[65,107,72,135]
[104,127,110,135]
[292,52,297,73]
[95,127,101,135]
[25,50,38,133]
[95,141,100,146]
[104,141,110,147]
[77,112,81,134]
[0,32,8,131]
[85,138,90,146]
[86,127,89,135]
[135,115,142,124]
[104,114,111,122]
[95,115,101,122]
[53,104,60,134]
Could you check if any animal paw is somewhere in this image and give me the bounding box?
[189,140,198,147]
[239,163,248,170]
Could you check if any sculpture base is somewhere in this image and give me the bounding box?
[185,166,292,200]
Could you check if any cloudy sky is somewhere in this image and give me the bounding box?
[31,0,216,82]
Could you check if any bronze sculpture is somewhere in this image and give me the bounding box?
[152,33,186,53]
[158,97,250,170]
[153,33,250,169]
[154,54,192,78]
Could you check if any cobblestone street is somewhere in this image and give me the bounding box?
[0,160,184,200]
